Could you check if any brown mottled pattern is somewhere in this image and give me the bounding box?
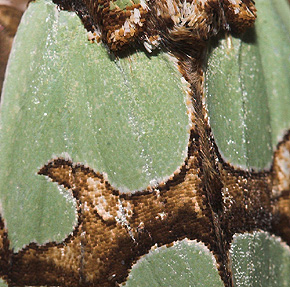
[53,0,147,50]
[222,0,256,33]
[1,121,290,286]
[1,0,290,286]
[53,0,256,51]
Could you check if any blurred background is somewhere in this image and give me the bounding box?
[0,0,28,95]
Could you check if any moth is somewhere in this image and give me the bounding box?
[54,0,256,52]
[0,0,290,286]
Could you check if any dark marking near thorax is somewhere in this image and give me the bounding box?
[53,0,256,52]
